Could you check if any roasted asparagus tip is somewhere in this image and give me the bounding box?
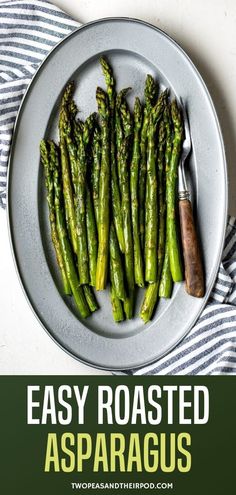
[96,87,109,118]
[100,56,115,88]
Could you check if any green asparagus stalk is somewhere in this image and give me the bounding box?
[159,105,173,298]
[58,84,79,249]
[59,109,79,259]
[145,90,167,283]
[109,223,126,301]
[95,87,110,290]
[59,86,91,286]
[159,244,173,298]
[83,113,97,146]
[116,88,131,181]
[68,105,98,304]
[119,95,133,139]
[67,142,78,193]
[140,120,166,322]
[140,283,158,323]
[51,141,90,318]
[86,185,98,286]
[139,75,158,249]
[91,126,101,227]
[83,284,98,312]
[110,287,125,322]
[130,97,144,287]
[60,81,75,111]
[118,94,134,316]
[100,57,125,253]
[73,118,84,148]
[167,100,183,282]
[163,104,173,175]
[119,137,135,319]
[68,98,78,121]
[63,100,97,288]
[100,56,114,100]
[110,262,125,323]
[40,140,71,295]
[74,125,90,285]
[157,120,167,280]
[62,105,78,193]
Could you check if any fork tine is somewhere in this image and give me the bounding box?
[179,97,191,152]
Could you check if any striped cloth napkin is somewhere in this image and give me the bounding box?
[1,0,236,375]
[0,0,79,208]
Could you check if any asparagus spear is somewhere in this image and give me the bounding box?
[50,141,90,318]
[145,90,167,283]
[83,284,98,312]
[139,75,158,249]
[40,140,71,295]
[95,87,110,290]
[91,126,101,227]
[68,98,78,121]
[119,95,133,139]
[100,57,125,253]
[63,98,99,307]
[110,223,126,301]
[119,137,135,319]
[74,113,97,287]
[116,88,131,182]
[55,85,98,310]
[100,56,115,101]
[110,287,125,322]
[59,84,79,243]
[159,105,173,298]
[159,244,173,298]
[167,100,183,282]
[73,118,91,285]
[86,185,97,286]
[68,106,98,305]
[60,81,75,111]
[62,104,79,194]
[59,108,79,260]
[140,120,166,322]
[59,86,94,286]
[110,261,125,322]
[130,97,144,287]
[118,94,134,317]
[73,118,84,148]
[83,113,97,146]
[157,120,167,284]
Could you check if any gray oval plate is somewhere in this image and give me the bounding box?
[7,18,227,371]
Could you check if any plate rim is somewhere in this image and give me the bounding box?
[7,17,228,371]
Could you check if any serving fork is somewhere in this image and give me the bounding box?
[178,99,205,298]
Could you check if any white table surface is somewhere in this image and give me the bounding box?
[0,0,236,375]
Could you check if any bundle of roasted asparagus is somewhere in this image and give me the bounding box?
[40,57,184,324]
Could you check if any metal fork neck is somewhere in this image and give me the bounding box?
[179,190,190,201]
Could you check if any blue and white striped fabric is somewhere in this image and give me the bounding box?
[0,0,79,209]
[1,1,236,375]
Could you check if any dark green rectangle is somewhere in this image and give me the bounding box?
[0,376,235,495]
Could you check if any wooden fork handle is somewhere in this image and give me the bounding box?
[179,199,205,297]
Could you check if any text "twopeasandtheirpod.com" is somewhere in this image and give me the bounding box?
[71,482,174,490]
